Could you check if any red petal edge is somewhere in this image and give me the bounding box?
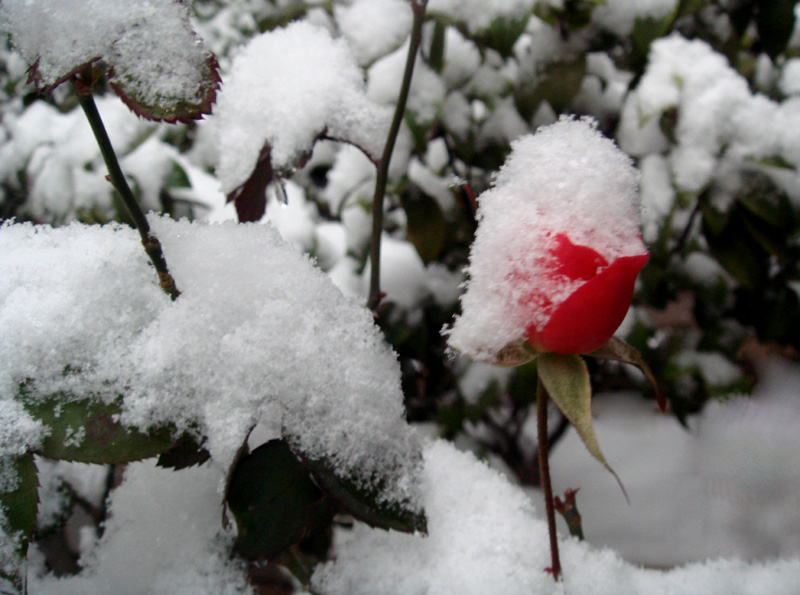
[529,252,649,355]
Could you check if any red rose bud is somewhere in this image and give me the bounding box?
[524,233,649,355]
[446,117,648,363]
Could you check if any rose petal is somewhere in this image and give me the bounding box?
[549,233,608,281]
[528,253,649,354]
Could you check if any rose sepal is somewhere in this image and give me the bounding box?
[537,352,629,503]
[588,336,666,412]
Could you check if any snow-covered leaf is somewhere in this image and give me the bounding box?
[299,446,427,535]
[1,0,220,122]
[23,396,175,464]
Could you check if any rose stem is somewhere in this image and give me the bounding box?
[75,75,180,301]
[537,376,562,579]
[367,0,427,311]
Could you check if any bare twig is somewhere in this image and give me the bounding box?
[75,76,181,300]
[367,0,428,310]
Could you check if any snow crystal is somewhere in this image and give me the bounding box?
[334,0,412,66]
[0,216,423,510]
[1,0,142,87]
[214,21,391,194]
[447,117,646,359]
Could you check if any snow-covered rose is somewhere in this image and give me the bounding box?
[447,117,648,360]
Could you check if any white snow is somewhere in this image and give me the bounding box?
[592,0,679,37]
[427,0,536,33]
[334,0,412,66]
[214,21,391,194]
[0,216,423,509]
[620,35,800,202]
[313,436,800,594]
[30,461,252,595]
[447,117,646,360]
[367,42,446,127]
[361,235,429,310]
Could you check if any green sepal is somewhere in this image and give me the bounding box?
[24,396,175,464]
[485,340,540,367]
[589,336,665,412]
[537,353,628,502]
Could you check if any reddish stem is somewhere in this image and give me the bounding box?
[537,377,561,579]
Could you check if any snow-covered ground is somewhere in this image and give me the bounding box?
[549,357,800,567]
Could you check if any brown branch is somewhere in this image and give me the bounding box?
[75,76,180,300]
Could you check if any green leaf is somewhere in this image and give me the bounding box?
[514,57,587,120]
[632,12,677,68]
[537,353,628,501]
[226,440,332,561]
[589,337,666,412]
[163,160,192,191]
[473,15,530,59]
[403,190,447,264]
[748,154,796,171]
[156,434,210,470]
[0,454,38,587]
[298,449,427,535]
[24,397,175,464]
[756,0,796,61]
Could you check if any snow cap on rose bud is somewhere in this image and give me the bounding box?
[446,116,649,361]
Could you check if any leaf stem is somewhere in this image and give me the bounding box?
[537,376,562,579]
[75,79,181,301]
[367,0,427,310]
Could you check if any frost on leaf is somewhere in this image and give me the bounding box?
[214,21,391,222]
[0,0,220,123]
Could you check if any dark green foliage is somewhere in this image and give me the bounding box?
[23,396,175,464]
[226,440,332,561]
[300,449,427,535]
[156,434,211,470]
[0,454,37,587]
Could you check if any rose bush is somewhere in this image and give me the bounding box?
[523,232,649,355]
